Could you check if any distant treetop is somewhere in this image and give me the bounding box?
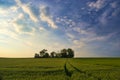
[34,48,74,58]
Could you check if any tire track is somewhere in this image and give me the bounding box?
[68,62,86,74]
[0,75,3,80]
[67,62,102,80]
[64,63,73,77]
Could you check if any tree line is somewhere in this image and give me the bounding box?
[34,48,74,58]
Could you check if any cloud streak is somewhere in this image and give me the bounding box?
[15,0,38,22]
[11,13,35,35]
[88,0,106,11]
[40,6,58,29]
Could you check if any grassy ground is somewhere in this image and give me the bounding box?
[0,58,120,80]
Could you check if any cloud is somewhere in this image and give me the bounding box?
[13,22,35,35]
[0,23,34,48]
[72,40,86,48]
[22,41,33,47]
[98,11,108,25]
[12,13,35,35]
[0,28,18,40]
[15,0,38,22]
[0,8,8,15]
[39,27,46,31]
[48,42,68,52]
[98,7,114,25]
[0,6,20,21]
[80,32,116,43]
[10,6,19,12]
[110,2,117,8]
[88,0,106,11]
[0,39,8,44]
[66,24,116,49]
[0,28,34,50]
[66,33,75,39]
[40,6,58,29]
[0,0,15,8]
[18,13,24,19]
[112,8,120,17]
[69,32,116,55]
[55,16,76,28]
[73,27,89,35]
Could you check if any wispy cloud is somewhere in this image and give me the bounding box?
[39,26,46,31]
[73,27,89,35]
[15,0,38,22]
[0,0,15,8]
[66,33,75,39]
[40,6,58,29]
[55,16,76,28]
[0,8,8,15]
[98,10,108,25]
[110,1,120,17]
[88,0,106,11]
[86,33,114,42]
[72,40,86,48]
[110,2,117,8]
[0,28,18,40]
[12,13,35,35]
[13,22,35,35]
[66,24,116,49]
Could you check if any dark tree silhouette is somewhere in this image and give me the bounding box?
[55,53,61,58]
[34,48,74,58]
[61,49,67,58]
[50,51,56,58]
[64,63,72,77]
[43,53,49,58]
[67,48,74,58]
[40,49,47,57]
[34,53,39,58]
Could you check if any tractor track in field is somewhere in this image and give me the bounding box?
[64,63,73,77]
[64,60,102,80]
[68,62,86,74]
[0,74,3,80]
[68,62,102,80]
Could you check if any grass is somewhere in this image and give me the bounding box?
[0,58,120,80]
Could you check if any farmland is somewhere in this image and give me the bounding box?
[0,58,120,80]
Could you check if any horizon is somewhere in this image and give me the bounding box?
[0,0,120,58]
[0,56,120,58]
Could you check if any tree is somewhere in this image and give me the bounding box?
[34,53,39,58]
[40,49,47,57]
[34,48,74,58]
[39,49,50,58]
[61,49,67,58]
[50,51,56,58]
[67,48,74,58]
[55,53,61,58]
[43,53,49,58]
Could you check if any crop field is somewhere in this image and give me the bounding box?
[0,58,120,80]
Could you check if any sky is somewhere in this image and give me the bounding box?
[0,0,120,57]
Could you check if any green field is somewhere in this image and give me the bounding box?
[0,58,120,80]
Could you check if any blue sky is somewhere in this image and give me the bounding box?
[0,0,120,57]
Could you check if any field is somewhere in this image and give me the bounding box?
[0,58,120,80]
